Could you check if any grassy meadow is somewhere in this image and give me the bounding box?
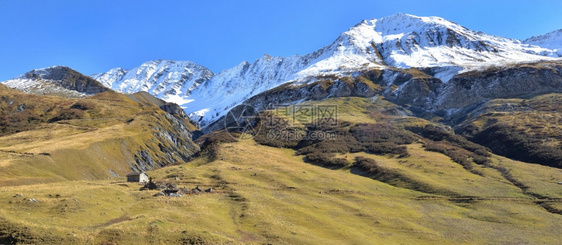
[1,139,561,244]
[1,96,561,244]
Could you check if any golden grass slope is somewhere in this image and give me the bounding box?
[0,139,561,244]
[0,87,199,185]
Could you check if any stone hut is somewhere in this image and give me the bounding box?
[126,172,149,183]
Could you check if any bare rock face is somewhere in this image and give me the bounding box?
[202,59,562,138]
[430,62,562,115]
[131,112,200,173]
[366,61,562,121]
[159,103,189,119]
[203,75,382,133]
[383,77,443,107]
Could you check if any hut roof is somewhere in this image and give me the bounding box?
[126,172,147,177]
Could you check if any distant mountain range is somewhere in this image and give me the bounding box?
[3,14,562,129]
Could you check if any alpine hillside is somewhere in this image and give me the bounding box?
[0,81,200,185]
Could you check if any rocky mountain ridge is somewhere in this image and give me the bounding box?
[524,28,562,55]
[86,13,561,128]
[3,66,108,97]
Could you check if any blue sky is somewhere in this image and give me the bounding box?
[0,0,561,81]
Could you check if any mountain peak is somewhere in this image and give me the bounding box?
[18,65,73,80]
[377,12,425,22]
[3,66,108,97]
[339,13,471,52]
[336,13,560,69]
[373,13,465,33]
[143,59,198,66]
[523,29,562,53]
[91,59,214,104]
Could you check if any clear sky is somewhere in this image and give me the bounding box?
[0,0,561,81]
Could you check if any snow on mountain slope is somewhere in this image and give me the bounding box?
[91,59,214,105]
[94,67,127,88]
[523,29,562,55]
[92,13,561,128]
[3,66,108,97]
[178,54,310,124]
[3,77,87,97]
[348,14,558,70]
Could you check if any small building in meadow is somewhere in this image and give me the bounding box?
[126,172,149,183]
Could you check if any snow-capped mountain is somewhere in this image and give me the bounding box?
[91,59,214,105]
[523,29,562,55]
[371,14,559,68]
[52,14,562,127]
[181,55,308,122]
[291,13,559,80]
[3,66,108,97]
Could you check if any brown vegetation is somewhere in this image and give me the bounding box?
[471,124,562,168]
[407,125,491,175]
[459,94,562,168]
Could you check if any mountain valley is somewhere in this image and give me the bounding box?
[0,13,561,244]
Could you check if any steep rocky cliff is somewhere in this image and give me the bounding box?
[430,62,562,115]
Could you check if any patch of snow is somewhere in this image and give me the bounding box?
[431,66,463,83]
[2,78,87,97]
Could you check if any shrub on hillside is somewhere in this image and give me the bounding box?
[195,130,239,161]
[305,152,349,168]
[408,124,451,141]
[47,109,84,123]
[70,101,96,110]
[408,124,490,155]
[472,155,492,165]
[424,141,450,155]
[0,111,43,135]
[471,124,562,168]
[447,151,473,171]
[254,126,304,148]
[197,130,238,149]
[474,148,491,157]
[297,134,363,155]
[410,124,492,171]
[350,123,415,145]
[353,156,387,175]
[424,141,485,175]
[364,142,409,158]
